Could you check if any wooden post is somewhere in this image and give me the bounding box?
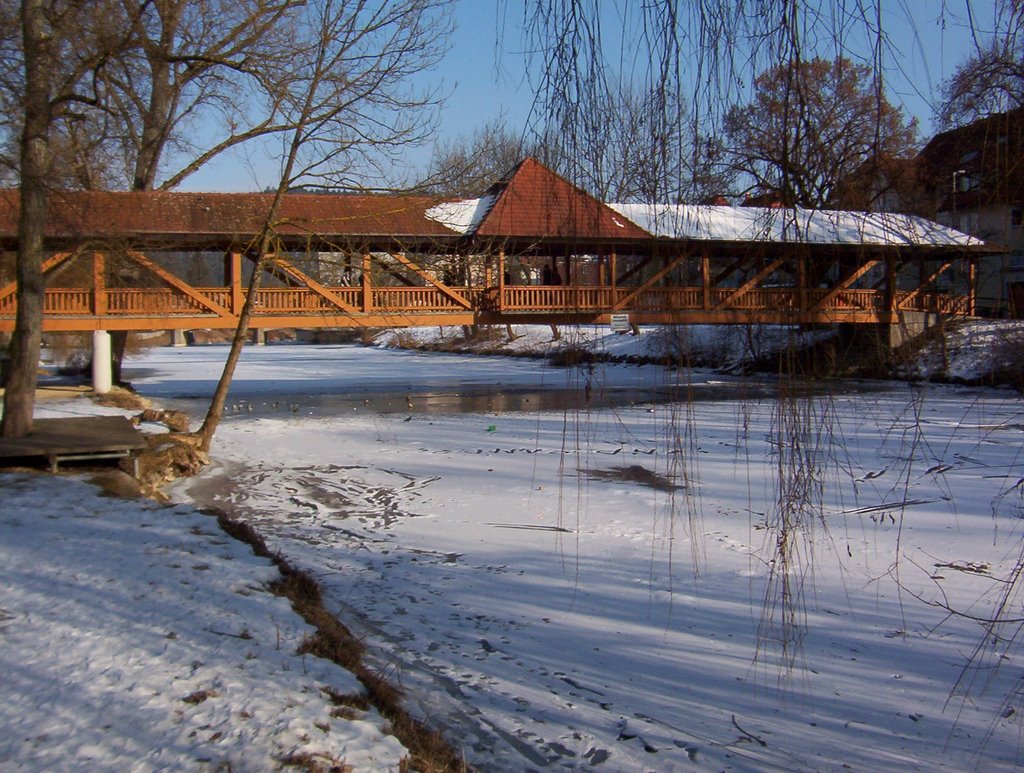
[497,249,505,310]
[362,252,372,312]
[610,251,617,307]
[885,255,897,320]
[968,256,976,316]
[797,253,807,314]
[92,251,106,316]
[226,251,243,315]
[701,252,710,311]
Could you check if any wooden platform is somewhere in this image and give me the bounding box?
[0,415,146,474]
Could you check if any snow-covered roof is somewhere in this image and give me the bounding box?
[609,204,986,248]
[424,195,495,234]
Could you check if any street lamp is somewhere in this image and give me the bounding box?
[952,169,967,229]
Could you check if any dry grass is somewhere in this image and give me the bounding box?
[134,435,209,500]
[216,514,470,773]
[92,386,151,411]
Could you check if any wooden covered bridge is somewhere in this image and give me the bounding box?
[0,158,991,336]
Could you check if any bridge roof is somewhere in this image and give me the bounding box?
[471,158,651,242]
[610,203,989,250]
[0,189,464,249]
[0,158,990,254]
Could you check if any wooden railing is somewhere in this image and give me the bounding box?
[372,286,472,310]
[0,283,972,325]
[106,289,211,314]
[43,289,92,314]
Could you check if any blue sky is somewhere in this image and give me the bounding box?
[180,0,997,193]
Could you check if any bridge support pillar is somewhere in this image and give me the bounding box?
[92,330,112,395]
[171,329,188,347]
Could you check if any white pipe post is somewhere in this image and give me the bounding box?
[92,330,112,394]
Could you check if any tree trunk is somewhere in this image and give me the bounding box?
[110,329,128,384]
[196,103,312,451]
[2,0,50,438]
[195,250,267,451]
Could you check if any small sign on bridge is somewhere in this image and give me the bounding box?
[609,313,631,333]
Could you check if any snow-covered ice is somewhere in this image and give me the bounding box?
[6,326,1024,770]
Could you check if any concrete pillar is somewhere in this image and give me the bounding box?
[92,330,112,394]
[254,328,266,345]
[171,329,188,347]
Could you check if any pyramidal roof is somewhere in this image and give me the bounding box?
[472,158,650,241]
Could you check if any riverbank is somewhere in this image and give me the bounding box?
[374,320,1024,387]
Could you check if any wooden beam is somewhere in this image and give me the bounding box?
[712,254,750,287]
[615,254,653,286]
[713,258,785,311]
[896,258,956,311]
[227,251,243,314]
[808,259,881,312]
[0,251,75,303]
[388,252,472,309]
[126,250,234,318]
[497,249,505,310]
[264,254,360,314]
[613,255,687,311]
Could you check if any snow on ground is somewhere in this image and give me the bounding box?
[6,326,1024,771]
[161,372,1024,770]
[904,319,1024,383]
[140,342,1024,770]
[374,322,832,370]
[0,465,407,770]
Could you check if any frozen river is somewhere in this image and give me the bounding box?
[128,343,1024,771]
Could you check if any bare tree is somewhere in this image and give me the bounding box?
[422,118,530,196]
[423,89,731,204]
[539,85,733,203]
[723,56,918,208]
[195,0,450,451]
[1,1,128,437]
[106,0,303,192]
[941,0,1024,127]
[0,0,130,187]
